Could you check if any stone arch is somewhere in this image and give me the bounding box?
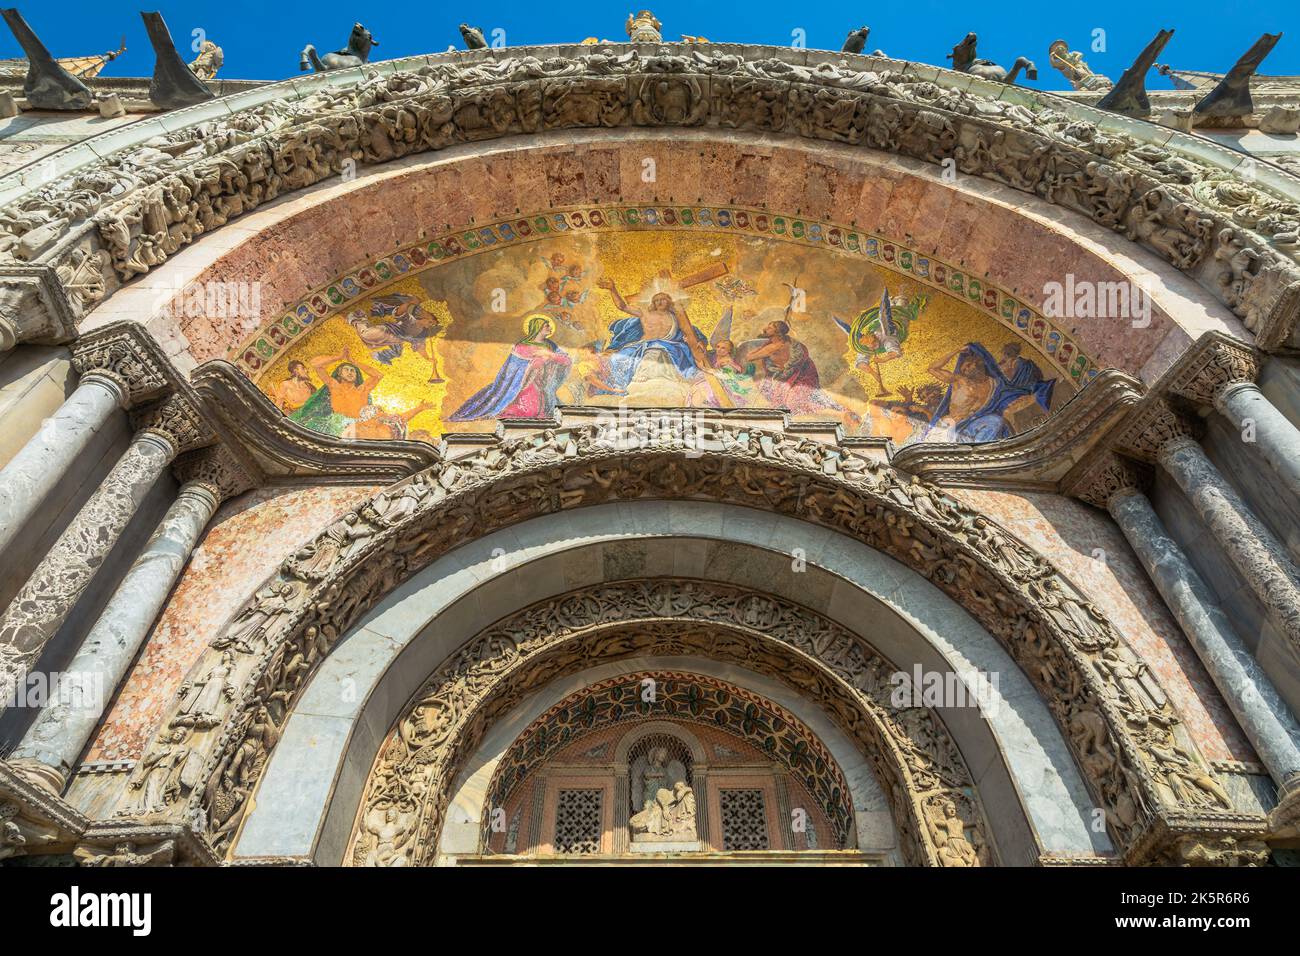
[437,654,899,862]
[128,415,1247,865]
[341,589,994,867]
[9,45,1298,360]
[229,504,1091,867]
[612,720,708,769]
[478,673,852,857]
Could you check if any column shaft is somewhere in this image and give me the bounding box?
[1157,436,1300,651]
[0,431,175,702]
[1109,489,1300,793]
[10,481,217,783]
[0,374,124,558]
[1215,381,1300,502]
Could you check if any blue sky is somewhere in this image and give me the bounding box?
[1,1,1295,89]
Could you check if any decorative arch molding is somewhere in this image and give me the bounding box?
[7,44,1299,354]
[480,672,855,856]
[343,591,991,867]
[124,415,1265,865]
[436,654,901,862]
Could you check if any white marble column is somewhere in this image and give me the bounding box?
[0,316,17,353]
[1108,487,1300,796]
[1214,380,1300,502]
[1157,435,1300,652]
[0,371,126,559]
[0,429,177,706]
[8,481,219,790]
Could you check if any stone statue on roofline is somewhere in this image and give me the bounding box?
[948,32,1038,85]
[626,10,663,44]
[299,22,378,73]
[1048,40,1113,91]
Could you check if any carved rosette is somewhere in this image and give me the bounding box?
[2,47,1298,347]
[347,588,993,868]
[124,415,1249,866]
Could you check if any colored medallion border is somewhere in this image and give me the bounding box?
[233,205,1103,386]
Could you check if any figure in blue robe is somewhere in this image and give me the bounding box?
[447,315,572,422]
[926,342,1055,443]
[592,280,707,395]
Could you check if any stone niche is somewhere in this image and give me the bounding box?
[476,674,853,860]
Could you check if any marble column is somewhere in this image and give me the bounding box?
[8,480,219,790]
[0,371,126,560]
[0,429,177,705]
[1157,435,1300,652]
[0,315,17,353]
[1108,487,1300,796]
[1214,380,1300,501]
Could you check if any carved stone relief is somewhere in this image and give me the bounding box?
[347,605,987,866]
[124,415,1258,865]
[2,47,1298,348]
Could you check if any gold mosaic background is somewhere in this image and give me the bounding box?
[257,231,1074,446]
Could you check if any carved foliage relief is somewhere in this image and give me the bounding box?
[5,49,1298,345]
[347,598,989,866]
[127,417,1236,861]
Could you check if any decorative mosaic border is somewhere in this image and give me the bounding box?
[232,205,1103,386]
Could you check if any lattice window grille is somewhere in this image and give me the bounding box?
[719,788,770,851]
[554,788,604,854]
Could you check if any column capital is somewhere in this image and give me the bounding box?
[0,264,80,349]
[130,392,214,457]
[71,323,174,408]
[174,442,256,504]
[1166,332,1262,409]
[1065,453,1151,509]
[1116,398,1200,464]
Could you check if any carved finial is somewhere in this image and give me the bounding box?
[458,24,487,50]
[1096,29,1175,117]
[141,12,214,111]
[1047,39,1113,91]
[625,10,663,43]
[299,21,377,73]
[947,31,1037,85]
[1194,32,1283,123]
[842,27,870,55]
[188,39,224,81]
[0,8,94,109]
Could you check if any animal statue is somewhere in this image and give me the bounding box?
[459,24,488,49]
[299,22,378,73]
[842,26,870,55]
[947,32,1037,85]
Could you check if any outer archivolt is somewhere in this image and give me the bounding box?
[129,416,1263,865]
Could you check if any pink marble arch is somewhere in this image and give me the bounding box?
[952,488,1254,765]
[84,130,1250,388]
